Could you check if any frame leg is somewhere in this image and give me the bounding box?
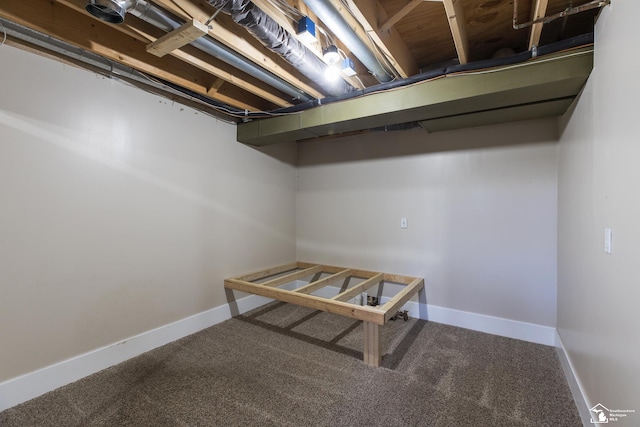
[363,322,381,367]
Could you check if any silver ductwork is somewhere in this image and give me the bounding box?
[84,0,312,102]
[206,0,353,96]
[85,0,139,24]
[84,0,355,98]
[302,0,393,83]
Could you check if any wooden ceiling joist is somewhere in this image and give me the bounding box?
[442,0,469,64]
[528,0,550,49]
[207,78,226,96]
[378,0,445,32]
[124,17,293,107]
[0,0,266,110]
[150,0,325,99]
[379,0,423,32]
[346,0,419,78]
[53,0,285,109]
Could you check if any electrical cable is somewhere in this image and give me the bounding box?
[205,0,230,26]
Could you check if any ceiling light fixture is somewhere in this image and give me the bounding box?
[323,45,340,65]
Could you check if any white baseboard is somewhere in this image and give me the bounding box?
[0,285,556,412]
[0,291,270,412]
[421,304,556,346]
[555,330,592,427]
[303,282,555,346]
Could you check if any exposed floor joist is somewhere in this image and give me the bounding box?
[0,0,271,111]
[122,15,294,108]
[379,0,423,32]
[347,0,418,78]
[1,0,602,121]
[151,0,326,100]
[528,0,550,49]
[442,0,469,64]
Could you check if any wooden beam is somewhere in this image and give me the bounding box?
[528,0,549,49]
[296,261,379,278]
[381,278,424,322]
[363,322,381,366]
[0,0,260,108]
[295,269,352,294]
[332,273,384,302]
[53,0,285,109]
[442,0,470,64]
[260,265,324,288]
[379,0,424,32]
[124,17,292,107]
[347,0,418,78]
[150,0,325,99]
[225,278,386,324]
[146,18,209,57]
[207,78,226,96]
[237,262,299,282]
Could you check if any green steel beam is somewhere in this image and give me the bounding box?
[237,47,593,145]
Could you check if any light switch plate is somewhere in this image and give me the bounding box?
[605,228,612,254]
[400,217,408,229]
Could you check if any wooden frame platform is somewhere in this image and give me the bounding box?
[224,262,424,367]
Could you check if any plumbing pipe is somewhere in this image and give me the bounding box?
[0,18,238,119]
[513,0,610,30]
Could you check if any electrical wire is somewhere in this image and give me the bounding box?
[205,0,230,26]
[445,46,593,78]
[135,70,304,119]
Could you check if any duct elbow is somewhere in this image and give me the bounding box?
[85,0,139,24]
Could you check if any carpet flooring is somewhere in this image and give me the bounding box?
[0,302,582,426]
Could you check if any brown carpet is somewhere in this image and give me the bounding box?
[0,302,581,426]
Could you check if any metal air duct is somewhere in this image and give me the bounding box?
[84,0,312,102]
[85,0,138,24]
[206,0,354,96]
[302,0,393,83]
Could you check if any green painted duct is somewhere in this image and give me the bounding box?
[237,47,594,146]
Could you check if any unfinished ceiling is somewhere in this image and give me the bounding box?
[0,0,606,143]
